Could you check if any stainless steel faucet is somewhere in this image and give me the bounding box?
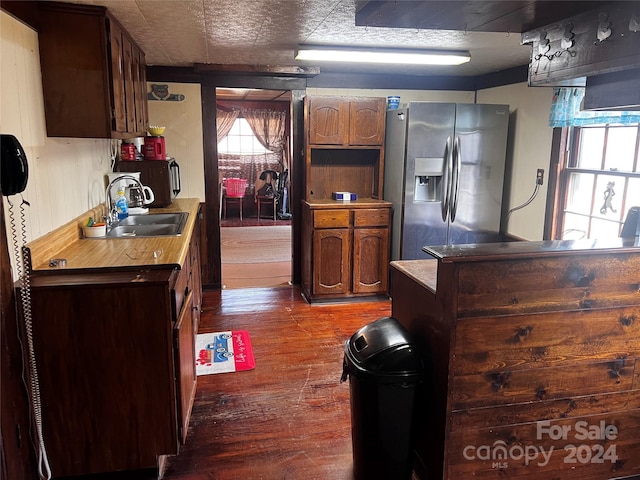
[105,174,146,226]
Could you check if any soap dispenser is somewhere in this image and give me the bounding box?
[115,187,129,220]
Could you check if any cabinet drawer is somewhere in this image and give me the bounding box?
[313,209,350,228]
[354,208,389,227]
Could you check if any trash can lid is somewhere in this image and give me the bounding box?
[345,317,423,375]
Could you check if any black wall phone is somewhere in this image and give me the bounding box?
[1,134,29,196]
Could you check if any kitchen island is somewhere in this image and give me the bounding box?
[390,239,640,480]
[23,198,202,478]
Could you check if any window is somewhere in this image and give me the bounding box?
[217,117,282,192]
[557,124,640,240]
[217,118,272,155]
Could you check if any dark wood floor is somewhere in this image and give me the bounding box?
[162,286,391,479]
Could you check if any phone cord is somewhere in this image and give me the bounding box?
[8,197,52,480]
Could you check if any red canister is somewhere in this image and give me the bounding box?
[120,142,136,161]
[143,136,167,160]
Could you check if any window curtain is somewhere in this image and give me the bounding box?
[216,108,240,142]
[549,87,640,127]
[243,109,287,171]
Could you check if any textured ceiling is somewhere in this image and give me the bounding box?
[63,0,537,77]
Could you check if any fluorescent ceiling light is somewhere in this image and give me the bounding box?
[295,46,471,66]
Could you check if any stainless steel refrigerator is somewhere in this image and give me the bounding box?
[384,102,510,260]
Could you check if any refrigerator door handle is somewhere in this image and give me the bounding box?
[450,136,461,222]
[441,136,453,222]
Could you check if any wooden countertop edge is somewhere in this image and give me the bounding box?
[390,260,438,293]
[26,198,201,273]
[303,198,392,208]
[423,238,640,263]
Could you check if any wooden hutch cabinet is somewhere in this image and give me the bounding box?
[302,95,391,302]
[37,1,148,139]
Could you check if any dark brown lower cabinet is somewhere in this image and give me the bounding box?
[27,260,199,477]
[302,200,391,302]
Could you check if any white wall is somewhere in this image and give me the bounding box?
[146,83,205,201]
[1,11,112,276]
[478,82,555,240]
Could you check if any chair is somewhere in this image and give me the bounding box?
[222,178,247,220]
[254,170,278,220]
[256,195,277,220]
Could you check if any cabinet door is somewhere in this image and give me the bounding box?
[352,227,389,294]
[308,97,349,145]
[174,291,196,445]
[189,214,203,333]
[349,99,386,145]
[109,20,128,133]
[122,35,137,134]
[313,228,351,295]
[134,47,149,134]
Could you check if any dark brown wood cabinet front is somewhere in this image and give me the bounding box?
[308,97,349,145]
[29,271,178,477]
[349,98,386,145]
[38,2,148,138]
[307,96,385,146]
[175,290,196,445]
[313,228,351,295]
[302,202,391,301]
[352,227,389,294]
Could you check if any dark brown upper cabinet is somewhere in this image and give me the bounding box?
[37,2,148,139]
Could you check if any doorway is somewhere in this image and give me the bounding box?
[216,87,293,289]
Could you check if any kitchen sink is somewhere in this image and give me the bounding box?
[117,212,188,227]
[106,212,188,238]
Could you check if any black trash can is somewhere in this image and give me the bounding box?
[341,316,425,480]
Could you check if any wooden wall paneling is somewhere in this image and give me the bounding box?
[453,307,640,375]
[448,410,640,479]
[455,252,640,317]
[452,358,637,409]
[391,244,640,480]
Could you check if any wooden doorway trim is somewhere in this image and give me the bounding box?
[200,75,308,288]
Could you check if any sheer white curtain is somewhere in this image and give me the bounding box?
[243,109,287,171]
[216,108,240,142]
